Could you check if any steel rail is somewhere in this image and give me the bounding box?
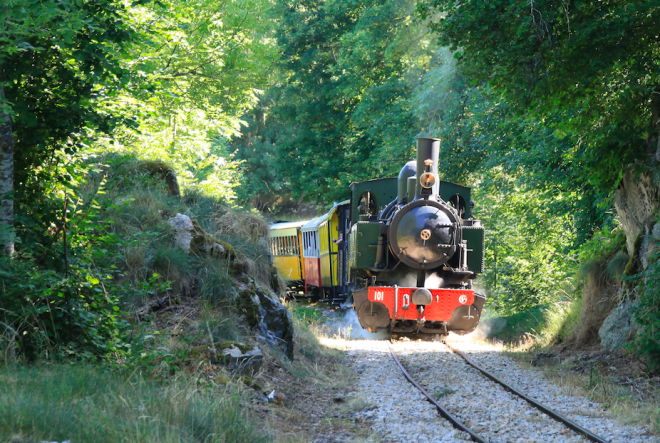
[387,340,487,443]
[442,339,610,443]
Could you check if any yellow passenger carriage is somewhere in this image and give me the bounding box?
[268,221,306,291]
[301,201,350,302]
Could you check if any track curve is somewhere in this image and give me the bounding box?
[440,339,609,443]
[388,339,612,443]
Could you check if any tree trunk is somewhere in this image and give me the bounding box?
[0,64,15,256]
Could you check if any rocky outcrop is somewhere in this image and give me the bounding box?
[238,279,294,359]
[167,213,232,257]
[138,160,181,196]
[614,171,659,257]
[599,299,636,350]
[167,214,293,359]
[600,169,660,350]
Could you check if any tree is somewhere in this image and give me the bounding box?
[0,0,85,255]
[235,0,434,204]
[417,0,660,194]
[1,0,145,258]
[110,0,276,198]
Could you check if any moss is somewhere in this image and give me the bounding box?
[217,341,254,353]
[237,288,261,328]
[230,260,246,277]
[624,234,644,276]
[215,374,231,384]
[137,160,180,196]
[189,219,236,258]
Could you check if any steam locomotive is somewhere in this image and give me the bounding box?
[268,138,485,335]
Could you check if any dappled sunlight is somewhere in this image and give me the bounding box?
[319,338,389,353]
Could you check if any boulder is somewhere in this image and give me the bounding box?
[614,171,659,256]
[599,299,636,350]
[168,213,194,253]
[138,160,180,196]
[167,213,233,257]
[220,343,264,375]
[237,279,294,360]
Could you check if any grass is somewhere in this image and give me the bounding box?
[504,355,660,434]
[278,300,350,383]
[0,364,268,443]
[481,297,584,348]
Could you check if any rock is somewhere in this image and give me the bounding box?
[138,160,180,196]
[220,343,263,375]
[168,213,194,253]
[599,300,636,350]
[237,279,294,360]
[639,232,656,270]
[652,221,660,240]
[190,219,234,257]
[531,352,560,367]
[189,342,263,375]
[254,282,294,360]
[198,241,225,255]
[613,171,659,256]
[167,213,233,257]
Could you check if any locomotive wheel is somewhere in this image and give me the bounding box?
[357,301,390,331]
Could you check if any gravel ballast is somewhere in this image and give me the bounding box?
[327,338,656,443]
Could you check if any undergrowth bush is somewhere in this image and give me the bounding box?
[557,224,627,345]
[630,247,660,370]
[0,150,272,363]
[1,153,169,360]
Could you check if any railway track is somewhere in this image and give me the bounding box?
[388,339,611,443]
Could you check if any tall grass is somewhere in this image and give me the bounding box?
[1,365,268,443]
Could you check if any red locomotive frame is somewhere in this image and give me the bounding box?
[367,286,474,322]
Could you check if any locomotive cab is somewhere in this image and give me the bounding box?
[348,138,486,336]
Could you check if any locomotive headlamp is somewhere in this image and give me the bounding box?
[420,158,436,189]
[419,172,436,189]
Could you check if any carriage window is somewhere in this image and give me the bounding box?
[357,191,377,216]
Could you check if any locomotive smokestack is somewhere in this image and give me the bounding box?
[415,137,440,199]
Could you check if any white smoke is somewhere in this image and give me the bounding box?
[322,308,390,340]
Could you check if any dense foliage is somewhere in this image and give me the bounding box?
[2,0,660,363]
[0,0,275,359]
[417,0,660,195]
